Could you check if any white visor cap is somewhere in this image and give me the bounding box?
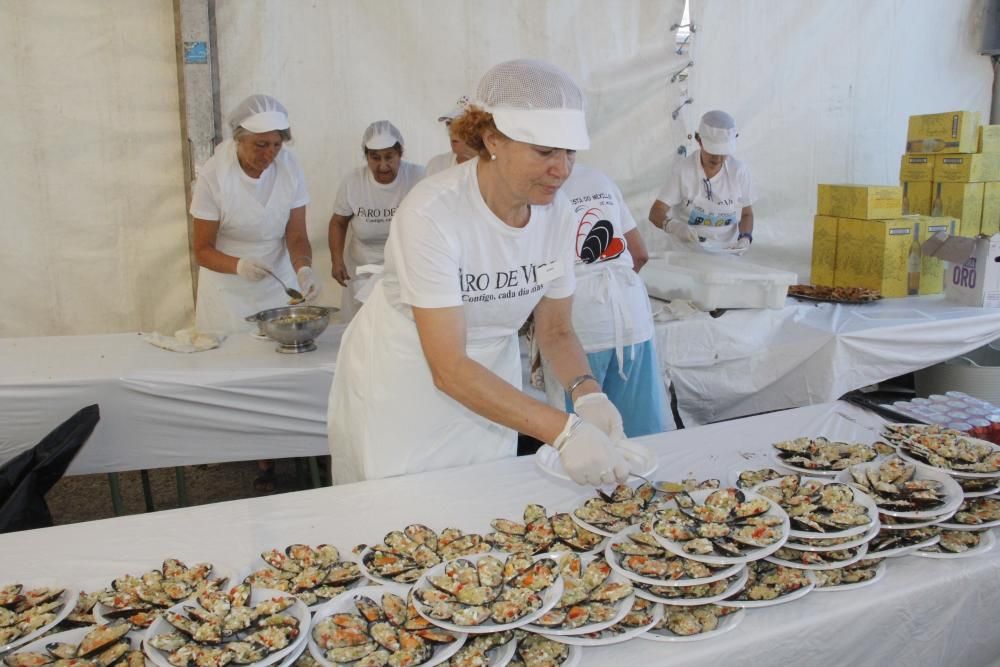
[475,59,590,151]
[363,120,404,151]
[698,110,738,156]
[438,96,471,123]
[228,94,290,134]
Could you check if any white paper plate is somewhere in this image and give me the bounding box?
[866,533,940,559]
[356,545,429,588]
[836,461,965,520]
[567,480,658,538]
[728,466,786,490]
[412,553,564,634]
[522,555,634,636]
[878,513,951,530]
[308,584,465,667]
[770,448,859,478]
[753,476,879,540]
[890,429,1000,479]
[717,569,817,609]
[534,439,658,484]
[0,584,79,654]
[962,481,1000,498]
[653,489,791,565]
[783,519,880,552]
[913,529,996,559]
[604,525,743,587]
[639,607,744,642]
[812,560,887,592]
[244,554,364,611]
[540,602,663,647]
[632,567,748,606]
[143,588,308,667]
[934,515,1000,531]
[765,541,870,571]
[2,626,110,663]
[511,640,581,667]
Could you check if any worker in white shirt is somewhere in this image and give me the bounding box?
[425,96,478,178]
[542,163,670,436]
[648,110,756,252]
[327,59,630,487]
[328,120,425,319]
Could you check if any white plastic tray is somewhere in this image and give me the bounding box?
[641,252,797,310]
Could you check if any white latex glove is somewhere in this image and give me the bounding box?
[236,257,271,282]
[296,266,320,302]
[555,415,630,486]
[728,236,752,251]
[574,392,626,443]
[665,219,699,243]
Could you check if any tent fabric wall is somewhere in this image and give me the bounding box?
[687,0,994,281]
[0,1,193,337]
[214,0,689,309]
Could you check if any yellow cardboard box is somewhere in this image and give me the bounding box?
[906,110,980,154]
[979,125,1000,153]
[902,181,933,216]
[932,182,984,236]
[908,215,958,294]
[934,153,1000,182]
[811,215,838,286]
[982,182,1000,236]
[900,155,934,181]
[834,217,918,298]
[817,184,903,219]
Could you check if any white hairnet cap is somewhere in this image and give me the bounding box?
[228,94,290,134]
[438,96,471,123]
[363,120,404,150]
[475,59,590,151]
[697,110,738,156]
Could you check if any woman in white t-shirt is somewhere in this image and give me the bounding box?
[190,94,317,494]
[327,60,631,487]
[327,120,425,319]
[190,94,317,334]
[542,163,671,436]
[648,110,756,252]
[425,97,478,178]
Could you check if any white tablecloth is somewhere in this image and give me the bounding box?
[0,326,345,474]
[1,401,997,666]
[657,294,1000,426]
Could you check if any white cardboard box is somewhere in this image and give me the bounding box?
[922,233,1000,307]
[640,252,797,310]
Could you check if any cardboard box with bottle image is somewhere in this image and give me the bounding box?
[930,181,984,237]
[906,111,980,154]
[834,217,921,297]
[901,181,933,215]
[817,184,902,219]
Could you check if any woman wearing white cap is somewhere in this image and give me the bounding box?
[327,59,630,486]
[424,97,478,178]
[648,110,756,251]
[327,121,424,320]
[190,94,317,335]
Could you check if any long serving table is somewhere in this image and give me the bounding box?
[1,401,998,665]
[656,294,1000,426]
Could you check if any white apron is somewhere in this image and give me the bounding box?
[195,141,298,333]
[327,281,520,483]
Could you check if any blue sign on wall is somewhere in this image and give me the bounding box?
[184,42,208,64]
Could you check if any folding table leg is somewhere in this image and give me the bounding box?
[107,473,125,516]
[140,470,155,512]
[175,467,189,507]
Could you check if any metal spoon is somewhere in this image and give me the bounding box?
[262,268,305,303]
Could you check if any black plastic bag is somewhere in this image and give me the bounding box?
[0,404,100,532]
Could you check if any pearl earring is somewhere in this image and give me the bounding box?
[490,154,497,161]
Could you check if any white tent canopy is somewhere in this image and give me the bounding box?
[0,0,993,337]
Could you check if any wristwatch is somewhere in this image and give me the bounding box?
[738,232,753,244]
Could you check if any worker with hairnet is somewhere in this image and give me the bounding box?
[648,110,756,253]
[190,94,317,335]
[424,96,478,178]
[327,120,425,320]
[327,60,630,487]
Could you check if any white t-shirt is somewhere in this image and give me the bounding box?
[381,158,576,342]
[424,152,457,178]
[656,151,755,233]
[332,161,425,267]
[562,164,653,351]
[190,146,309,219]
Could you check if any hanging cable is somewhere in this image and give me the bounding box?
[672,98,694,120]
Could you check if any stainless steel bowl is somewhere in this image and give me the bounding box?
[245,305,337,353]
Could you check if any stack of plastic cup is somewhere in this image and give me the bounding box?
[880,392,1000,443]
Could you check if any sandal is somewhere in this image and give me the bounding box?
[253,467,277,494]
